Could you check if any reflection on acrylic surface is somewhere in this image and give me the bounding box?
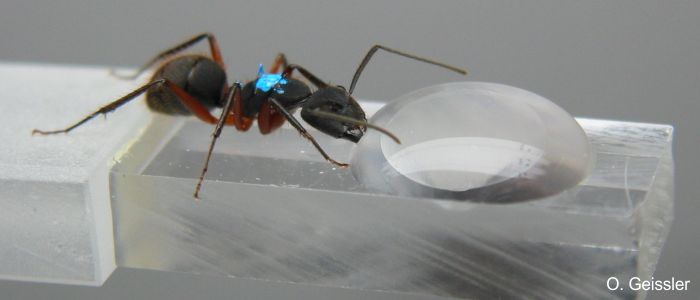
[386,137,544,191]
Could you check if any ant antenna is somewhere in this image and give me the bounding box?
[307,109,401,144]
[349,45,468,95]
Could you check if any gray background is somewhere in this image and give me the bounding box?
[0,1,697,299]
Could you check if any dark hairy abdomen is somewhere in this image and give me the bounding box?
[146,55,227,115]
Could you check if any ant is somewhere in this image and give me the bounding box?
[32,33,467,198]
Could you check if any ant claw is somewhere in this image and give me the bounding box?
[31,129,50,136]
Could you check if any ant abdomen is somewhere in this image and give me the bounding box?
[147,55,227,115]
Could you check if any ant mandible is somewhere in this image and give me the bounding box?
[32,33,467,198]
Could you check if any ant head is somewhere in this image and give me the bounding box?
[301,87,367,143]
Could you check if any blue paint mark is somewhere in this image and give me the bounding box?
[255,73,288,93]
[255,63,288,93]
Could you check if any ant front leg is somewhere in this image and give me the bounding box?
[268,98,348,167]
[282,64,329,89]
[111,32,226,80]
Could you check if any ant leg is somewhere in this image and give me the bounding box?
[163,81,219,124]
[282,64,329,89]
[257,100,275,134]
[269,53,289,73]
[258,97,294,134]
[268,98,348,167]
[348,45,467,94]
[32,79,166,135]
[232,85,254,131]
[194,83,241,199]
[32,79,223,135]
[111,32,225,79]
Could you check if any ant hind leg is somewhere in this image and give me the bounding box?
[32,79,166,135]
[111,33,226,80]
[32,79,223,135]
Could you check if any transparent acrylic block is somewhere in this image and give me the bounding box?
[111,101,673,300]
[0,63,152,285]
